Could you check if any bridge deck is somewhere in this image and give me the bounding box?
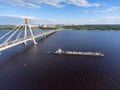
[0,30,58,51]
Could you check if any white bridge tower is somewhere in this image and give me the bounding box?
[24,18,37,45]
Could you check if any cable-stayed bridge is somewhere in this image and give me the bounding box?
[0,18,60,52]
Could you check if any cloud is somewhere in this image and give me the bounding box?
[0,0,100,8]
[0,14,36,19]
[0,14,58,24]
[0,14,82,24]
[101,6,120,13]
[0,0,40,8]
[1,14,120,25]
[105,16,118,19]
[63,0,100,7]
[94,6,120,13]
[0,14,37,24]
[87,16,120,24]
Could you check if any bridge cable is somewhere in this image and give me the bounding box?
[32,27,40,35]
[15,26,24,40]
[0,26,19,41]
[3,25,22,44]
[35,27,43,34]
[34,27,43,34]
[32,27,39,34]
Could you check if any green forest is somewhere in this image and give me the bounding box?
[0,25,16,30]
[0,25,120,31]
[63,25,120,31]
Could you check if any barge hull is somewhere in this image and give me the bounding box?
[53,52,104,56]
[52,49,104,57]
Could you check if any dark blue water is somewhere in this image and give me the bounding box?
[0,30,120,90]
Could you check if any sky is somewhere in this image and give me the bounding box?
[0,0,120,25]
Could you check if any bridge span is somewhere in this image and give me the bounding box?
[0,18,60,52]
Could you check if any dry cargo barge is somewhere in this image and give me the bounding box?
[52,49,104,56]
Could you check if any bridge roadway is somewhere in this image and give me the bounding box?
[0,30,59,51]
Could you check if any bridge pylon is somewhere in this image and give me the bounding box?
[24,18,37,45]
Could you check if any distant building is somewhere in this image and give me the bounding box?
[30,24,38,28]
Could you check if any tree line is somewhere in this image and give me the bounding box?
[0,25,57,30]
[0,25,120,31]
[63,25,120,30]
[0,25,16,30]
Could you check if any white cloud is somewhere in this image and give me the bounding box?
[1,14,120,24]
[0,0,40,8]
[0,14,36,19]
[94,6,120,13]
[87,16,120,24]
[101,6,120,13]
[0,14,58,24]
[105,16,117,19]
[0,14,82,24]
[0,0,100,8]
[63,0,100,7]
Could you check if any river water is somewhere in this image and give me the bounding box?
[0,30,120,90]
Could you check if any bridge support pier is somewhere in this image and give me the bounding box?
[44,35,46,38]
[23,41,27,45]
[32,37,38,45]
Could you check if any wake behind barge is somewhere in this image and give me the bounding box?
[52,49,104,57]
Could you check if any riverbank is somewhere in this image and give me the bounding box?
[0,25,120,31]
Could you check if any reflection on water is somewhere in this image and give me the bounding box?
[0,30,120,90]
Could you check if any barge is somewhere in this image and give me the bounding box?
[52,49,104,57]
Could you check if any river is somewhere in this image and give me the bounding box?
[0,30,120,90]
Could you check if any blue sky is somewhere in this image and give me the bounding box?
[0,0,120,24]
